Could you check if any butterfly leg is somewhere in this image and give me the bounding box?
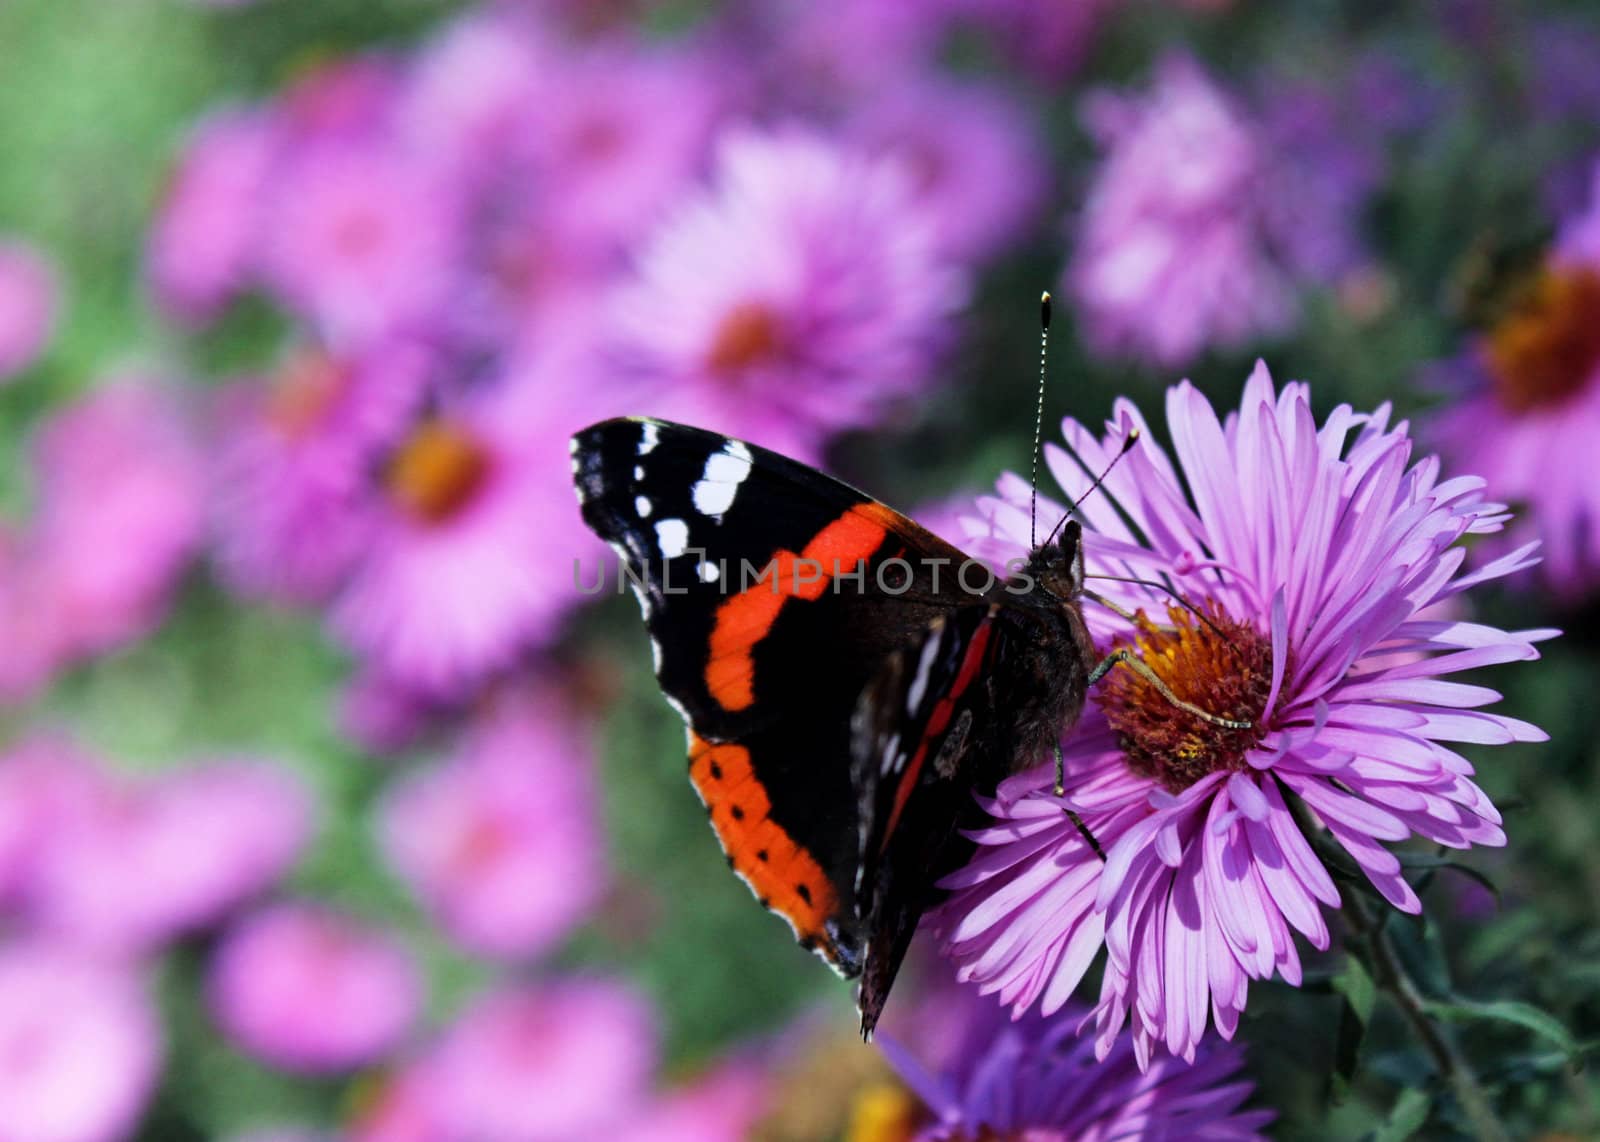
[1081,587,1178,633]
[1055,742,1107,862]
[1087,648,1252,730]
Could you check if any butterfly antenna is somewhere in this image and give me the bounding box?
[1029,291,1051,550]
[1043,429,1140,548]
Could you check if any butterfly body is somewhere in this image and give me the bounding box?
[571,417,1095,1033]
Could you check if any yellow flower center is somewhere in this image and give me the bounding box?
[705,301,785,377]
[843,1083,919,1142]
[385,420,492,524]
[1486,264,1600,413]
[1096,602,1274,792]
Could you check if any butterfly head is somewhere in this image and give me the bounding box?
[1029,518,1085,603]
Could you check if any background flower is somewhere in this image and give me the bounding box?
[0,944,162,1142]
[207,903,422,1073]
[1429,156,1600,597]
[0,238,58,381]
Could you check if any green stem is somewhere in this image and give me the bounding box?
[1343,888,1510,1142]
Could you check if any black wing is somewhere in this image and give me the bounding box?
[572,417,974,975]
[851,604,1004,1035]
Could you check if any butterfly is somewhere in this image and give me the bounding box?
[572,410,1120,1033]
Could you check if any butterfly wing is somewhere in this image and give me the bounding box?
[572,417,974,975]
[851,603,1004,1035]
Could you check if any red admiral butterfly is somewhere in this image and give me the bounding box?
[571,301,1247,1034]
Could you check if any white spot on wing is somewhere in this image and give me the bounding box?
[655,518,689,559]
[639,422,660,455]
[634,465,645,480]
[692,441,754,520]
[880,732,902,776]
[635,494,653,518]
[907,629,943,714]
[699,561,720,583]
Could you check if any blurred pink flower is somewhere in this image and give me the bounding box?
[1068,54,1295,366]
[939,0,1114,79]
[279,57,402,144]
[28,758,313,953]
[262,140,460,349]
[523,37,722,256]
[330,346,609,697]
[147,108,278,323]
[0,532,63,702]
[349,1058,442,1142]
[737,0,944,109]
[423,979,657,1140]
[611,1062,769,1142]
[0,943,162,1142]
[339,667,450,755]
[0,736,102,909]
[845,77,1048,265]
[614,126,967,459]
[399,11,545,185]
[208,902,422,1074]
[0,238,59,381]
[21,378,203,663]
[378,688,606,958]
[210,342,432,605]
[1430,157,1600,596]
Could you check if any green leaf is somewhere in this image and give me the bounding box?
[1422,997,1581,1059]
[1370,1086,1433,1142]
[1334,954,1378,1026]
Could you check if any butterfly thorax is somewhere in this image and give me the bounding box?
[983,534,1095,783]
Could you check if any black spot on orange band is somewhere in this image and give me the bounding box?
[687,732,840,955]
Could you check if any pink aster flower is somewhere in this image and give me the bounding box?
[1429,157,1600,596]
[844,77,1048,265]
[0,943,162,1142]
[210,341,432,605]
[399,11,545,187]
[612,1062,769,1142]
[27,757,313,953]
[522,36,723,257]
[937,364,1550,1064]
[208,902,422,1074]
[330,344,609,697]
[938,0,1115,79]
[261,138,460,349]
[421,979,657,1140]
[146,107,278,324]
[613,126,967,460]
[0,736,102,909]
[24,378,203,662]
[1068,54,1296,366]
[879,999,1271,1140]
[0,238,59,381]
[376,687,606,958]
[738,0,946,108]
[0,534,65,702]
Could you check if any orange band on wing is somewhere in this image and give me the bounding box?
[705,504,894,711]
[687,733,839,955]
